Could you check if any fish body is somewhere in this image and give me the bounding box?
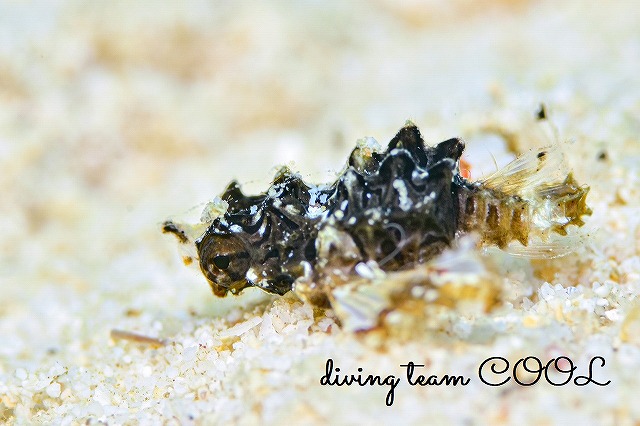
[164,123,591,299]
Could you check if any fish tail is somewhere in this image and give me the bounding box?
[456,144,591,253]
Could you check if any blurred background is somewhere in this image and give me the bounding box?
[1,0,638,400]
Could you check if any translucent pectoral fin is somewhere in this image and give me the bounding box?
[501,232,584,259]
[481,145,565,196]
[330,280,393,332]
[328,237,500,332]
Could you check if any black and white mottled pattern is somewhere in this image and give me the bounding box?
[195,123,468,296]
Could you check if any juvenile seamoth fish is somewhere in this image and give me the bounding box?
[163,123,590,304]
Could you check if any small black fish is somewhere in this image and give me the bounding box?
[164,123,591,300]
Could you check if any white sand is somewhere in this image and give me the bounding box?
[1,1,639,424]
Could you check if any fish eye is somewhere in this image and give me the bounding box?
[213,255,230,270]
[197,233,252,292]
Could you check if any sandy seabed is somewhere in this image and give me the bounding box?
[1,1,639,425]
